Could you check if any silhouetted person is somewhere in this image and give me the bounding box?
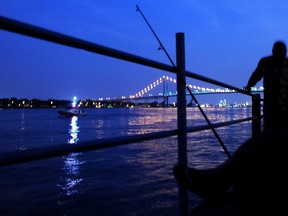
[244,41,288,131]
[174,41,288,215]
[174,130,288,215]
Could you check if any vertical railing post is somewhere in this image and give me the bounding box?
[252,94,261,137]
[176,32,189,216]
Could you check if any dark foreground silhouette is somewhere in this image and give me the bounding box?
[173,130,288,215]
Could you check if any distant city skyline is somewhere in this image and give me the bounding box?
[0,96,256,109]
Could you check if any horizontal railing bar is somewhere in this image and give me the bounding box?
[124,90,263,101]
[0,130,178,167]
[186,70,254,96]
[0,16,175,73]
[187,116,256,133]
[0,16,247,93]
[189,91,263,95]
[0,116,256,168]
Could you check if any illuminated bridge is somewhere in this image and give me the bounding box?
[116,75,263,106]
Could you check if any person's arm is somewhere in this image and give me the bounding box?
[244,59,264,91]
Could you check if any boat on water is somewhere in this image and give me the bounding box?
[58,108,87,117]
[58,96,87,117]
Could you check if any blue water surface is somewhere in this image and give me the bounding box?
[0,107,252,216]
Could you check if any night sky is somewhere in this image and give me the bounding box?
[1,1,288,104]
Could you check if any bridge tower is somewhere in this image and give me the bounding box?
[163,76,169,107]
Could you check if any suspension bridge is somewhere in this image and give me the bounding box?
[115,75,264,107]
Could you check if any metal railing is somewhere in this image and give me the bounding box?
[0,16,262,216]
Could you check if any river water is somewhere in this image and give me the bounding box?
[0,107,253,216]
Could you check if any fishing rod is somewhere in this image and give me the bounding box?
[136,5,231,159]
[136,5,175,67]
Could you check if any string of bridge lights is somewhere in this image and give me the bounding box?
[127,75,264,99]
[131,75,176,98]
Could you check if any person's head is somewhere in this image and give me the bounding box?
[272,41,287,60]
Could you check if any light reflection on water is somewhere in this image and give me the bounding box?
[127,108,177,134]
[58,116,84,205]
[19,110,27,150]
[68,116,79,144]
[0,108,255,216]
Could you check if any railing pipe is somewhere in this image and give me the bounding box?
[0,116,254,167]
[0,16,253,95]
[0,16,174,73]
[0,130,177,167]
[185,70,253,96]
[252,94,261,136]
[176,33,189,216]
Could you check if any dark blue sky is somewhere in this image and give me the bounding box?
[1,1,288,104]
